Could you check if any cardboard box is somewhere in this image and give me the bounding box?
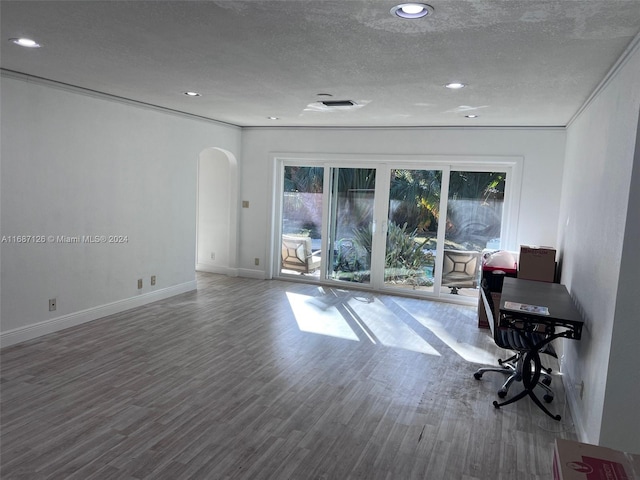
[552,438,640,480]
[519,245,556,282]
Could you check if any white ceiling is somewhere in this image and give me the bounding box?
[2,0,640,127]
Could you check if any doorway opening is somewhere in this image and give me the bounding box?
[196,147,238,276]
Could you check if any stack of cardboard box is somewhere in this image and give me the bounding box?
[519,245,556,282]
[477,250,518,328]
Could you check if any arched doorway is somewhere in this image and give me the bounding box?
[196,147,238,275]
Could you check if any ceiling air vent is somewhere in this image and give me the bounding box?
[319,100,357,107]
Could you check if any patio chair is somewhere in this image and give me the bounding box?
[441,249,481,293]
[281,235,321,274]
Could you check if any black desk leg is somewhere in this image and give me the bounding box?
[493,350,562,421]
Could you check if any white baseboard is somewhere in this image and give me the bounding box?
[0,281,197,348]
[196,263,263,279]
[236,268,266,279]
[195,263,239,277]
[560,370,590,443]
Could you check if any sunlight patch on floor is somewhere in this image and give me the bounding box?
[348,297,441,355]
[287,288,440,355]
[286,291,360,341]
[395,301,497,365]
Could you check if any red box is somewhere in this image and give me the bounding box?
[552,438,640,480]
[519,245,556,282]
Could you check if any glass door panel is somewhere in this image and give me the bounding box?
[280,166,324,277]
[327,168,376,284]
[441,171,506,296]
[384,169,442,292]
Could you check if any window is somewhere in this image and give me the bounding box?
[273,155,520,303]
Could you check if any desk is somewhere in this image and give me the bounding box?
[497,277,584,420]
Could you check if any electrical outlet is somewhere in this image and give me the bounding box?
[151,275,156,286]
[242,200,250,208]
[49,298,56,312]
[211,252,215,260]
[254,257,260,266]
[138,278,143,289]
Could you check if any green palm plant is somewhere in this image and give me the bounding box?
[351,221,431,271]
[283,166,324,193]
[384,221,431,271]
[389,169,442,232]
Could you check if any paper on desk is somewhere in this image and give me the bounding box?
[504,301,549,315]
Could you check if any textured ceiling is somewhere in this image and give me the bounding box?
[2,0,640,127]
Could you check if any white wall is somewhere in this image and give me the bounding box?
[558,40,640,452]
[0,75,241,346]
[239,127,566,276]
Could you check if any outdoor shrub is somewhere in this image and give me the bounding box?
[384,222,431,271]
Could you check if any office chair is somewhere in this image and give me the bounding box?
[474,279,556,402]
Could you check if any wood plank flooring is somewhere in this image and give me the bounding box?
[1,273,577,479]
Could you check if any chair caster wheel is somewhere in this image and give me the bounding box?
[542,377,552,386]
[498,389,507,398]
[474,372,482,380]
[543,394,554,403]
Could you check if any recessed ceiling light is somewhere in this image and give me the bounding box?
[465,114,479,118]
[184,91,201,97]
[390,3,434,19]
[445,82,466,89]
[9,37,41,48]
[267,116,279,120]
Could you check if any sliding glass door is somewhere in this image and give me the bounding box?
[384,169,442,292]
[326,168,376,284]
[276,158,512,302]
[280,166,324,276]
[440,171,506,296]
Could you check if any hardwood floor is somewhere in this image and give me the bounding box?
[1,273,577,479]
